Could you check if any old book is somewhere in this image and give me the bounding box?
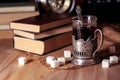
[0,24,9,30]
[0,11,39,30]
[10,13,72,33]
[0,0,35,3]
[14,31,72,55]
[0,11,39,25]
[0,2,36,13]
[13,24,72,39]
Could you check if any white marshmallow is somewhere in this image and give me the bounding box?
[57,57,65,65]
[46,56,56,64]
[50,60,59,68]
[110,55,118,64]
[109,45,116,53]
[18,57,27,65]
[64,50,71,58]
[102,59,110,68]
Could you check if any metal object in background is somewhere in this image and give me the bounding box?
[36,0,75,14]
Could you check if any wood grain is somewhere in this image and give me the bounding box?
[0,30,120,80]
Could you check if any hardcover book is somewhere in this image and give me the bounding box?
[0,11,39,25]
[13,24,72,39]
[14,31,72,55]
[0,2,36,13]
[10,13,72,33]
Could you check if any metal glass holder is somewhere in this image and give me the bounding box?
[71,53,102,65]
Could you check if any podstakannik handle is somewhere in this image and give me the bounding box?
[92,29,103,58]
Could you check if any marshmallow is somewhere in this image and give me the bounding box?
[110,55,118,64]
[46,56,56,64]
[64,50,71,58]
[50,60,59,68]
[102,59,110,68]
[57,57,65,65]
[18,57,27,65]
[109,45,116,53]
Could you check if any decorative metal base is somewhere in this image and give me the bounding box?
[71,56,101,66]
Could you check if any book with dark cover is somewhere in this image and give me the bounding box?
[10,13,73,33]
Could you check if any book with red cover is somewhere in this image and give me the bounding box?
[10,13,73,33]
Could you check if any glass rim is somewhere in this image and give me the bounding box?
[72,15,97,21]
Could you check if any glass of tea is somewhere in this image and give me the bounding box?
[72,15,103,65]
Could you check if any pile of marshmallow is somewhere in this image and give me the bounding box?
[17,50,72,67]
[46,50,72,68]
[102,45,119,68]
[17,45,119,69]
[102,55,119,68]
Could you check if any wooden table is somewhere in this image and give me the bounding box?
[0,30,120,80]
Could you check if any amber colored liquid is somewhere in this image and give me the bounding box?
[73,26,96,41]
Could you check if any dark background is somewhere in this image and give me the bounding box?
[82,0,120,23]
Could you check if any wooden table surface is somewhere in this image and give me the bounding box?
[0,30,120,80]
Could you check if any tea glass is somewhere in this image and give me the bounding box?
[72,15,103,65]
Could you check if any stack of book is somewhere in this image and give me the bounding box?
[10,13,73,55]
[0,2,36,13]
[0,1,37,30]
[0,11,39,30]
